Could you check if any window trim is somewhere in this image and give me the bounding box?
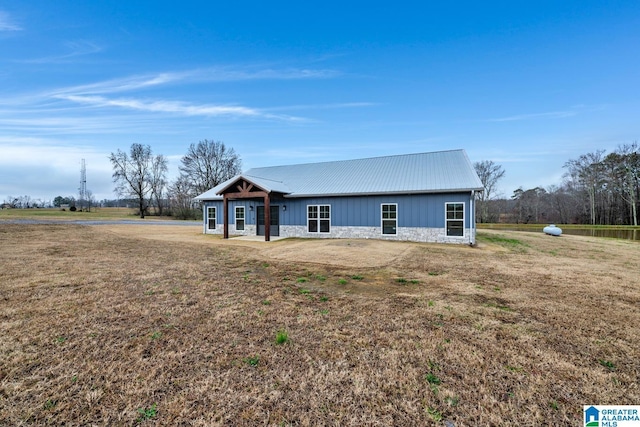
[207,206,216,230]
[235,206,245,231]
[445,202,465,238]
[307,204,331,233]
[381,203,398,235]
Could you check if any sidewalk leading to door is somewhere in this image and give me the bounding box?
[231,235,287,242]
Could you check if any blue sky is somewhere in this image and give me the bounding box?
[1,1,639,202]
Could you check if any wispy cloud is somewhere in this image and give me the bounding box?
[0,113,176,135]
[50,73,190,98]
[266,102,378,112]
[0,11,21,31]
[55,94,305,121]
[3,64,345,129]
[212,67,339,81]
[40,65,345,121]
[486,110,578,122]
[17,40,103,64]
[49,72,196,96]
[50,66,339,97]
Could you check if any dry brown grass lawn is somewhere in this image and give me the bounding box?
[1,223,638,426]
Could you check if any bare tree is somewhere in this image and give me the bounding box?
[179,140,242,195]
[150,154,168,216]
[3,196,17,208]
[109,143,154,218]
[84,190,96,212]
[605,143,640,226]
[546,184,574,224]
[474,160,505,223]
[168,175,199,219]
[564,150,606,225]
[9,195,32,209]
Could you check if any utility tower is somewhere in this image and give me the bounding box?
[79,159,87,207]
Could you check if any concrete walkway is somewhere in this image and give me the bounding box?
[230,235,287,242]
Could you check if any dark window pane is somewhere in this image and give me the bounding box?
[236,219,244,231]
[447,220,464,236]
[382,220,396,235]
[308,220,318,233]
[320,220,330,233]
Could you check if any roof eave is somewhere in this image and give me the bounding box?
[283,188,484,198]
[194,195,223,201]
[197,187,483,201]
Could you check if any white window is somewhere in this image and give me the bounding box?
[446,202,464,237]
[235,206,245,231]
[308,205,330,233]
[381,204,397,235]
[207,207,216,230]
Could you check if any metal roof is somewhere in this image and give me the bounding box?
[195,149,483,200]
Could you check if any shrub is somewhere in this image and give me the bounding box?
[275,330,289,345]
[243,356,260,367]
[137,403,158,422]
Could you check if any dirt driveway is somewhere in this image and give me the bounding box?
[96,224,477,268]
[95,223,640,274]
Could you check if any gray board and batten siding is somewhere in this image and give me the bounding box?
[195,150,484,244]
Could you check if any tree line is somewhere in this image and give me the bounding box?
[7,140,637,226]
[109,140,241,219]
[475,142,640,225]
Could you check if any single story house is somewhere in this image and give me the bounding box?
[195,149,484,244]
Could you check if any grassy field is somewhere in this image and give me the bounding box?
[0,207,142,220]
[0,223,638,425]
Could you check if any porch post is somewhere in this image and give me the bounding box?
[264,194,271,242]
[223,195,229,239]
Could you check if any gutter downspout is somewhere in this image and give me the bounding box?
[202,203,207,234]
[470,190,476,246]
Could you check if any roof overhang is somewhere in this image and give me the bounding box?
[279,187,484,198]
[197,186,484,201]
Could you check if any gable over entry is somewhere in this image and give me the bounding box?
[217,176,288,241]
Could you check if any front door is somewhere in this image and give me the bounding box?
[257,206,279,236]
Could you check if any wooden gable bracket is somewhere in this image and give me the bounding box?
[235,180,254,196]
